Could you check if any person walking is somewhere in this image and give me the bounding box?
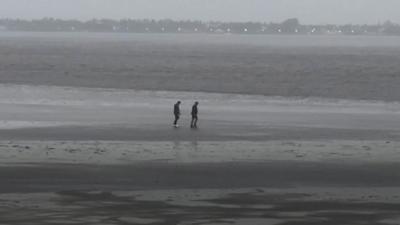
[191,101,199,128]
[173,101,181,127]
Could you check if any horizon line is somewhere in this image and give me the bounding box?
[0,17,396,26]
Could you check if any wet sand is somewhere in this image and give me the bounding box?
[2,187,400,225]
[2,158,400,224]
[0,85,400,224]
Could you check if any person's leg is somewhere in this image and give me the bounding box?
[190,116,194,128]
[193,116,198,128]
[174,114,179,126]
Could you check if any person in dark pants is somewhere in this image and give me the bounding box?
[173,101,181,127]
[191,101,199,128]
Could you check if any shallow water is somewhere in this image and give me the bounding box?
[1,33,400,101]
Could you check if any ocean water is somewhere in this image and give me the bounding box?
[2,32,400,48]
[0,32,400,101]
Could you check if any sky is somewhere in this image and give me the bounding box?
[0,0,399,24]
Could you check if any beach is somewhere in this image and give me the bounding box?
[0,84,399,224]
[1,33,400,224]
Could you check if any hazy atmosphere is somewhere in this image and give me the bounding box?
[2,1,400,224]
[0,0,399,24]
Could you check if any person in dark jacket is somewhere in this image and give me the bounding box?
[173,101,181,127]
[191,101,199,128]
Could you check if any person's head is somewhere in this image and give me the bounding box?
[194,101,199,105]
[177,101,181,105]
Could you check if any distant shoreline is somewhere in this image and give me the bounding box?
[0,29,393,35]
[0,30,395,37]
[1,18,400,36]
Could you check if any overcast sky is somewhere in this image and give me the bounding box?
[0,0,398,24]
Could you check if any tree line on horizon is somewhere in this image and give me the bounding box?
[0,18,400,35]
